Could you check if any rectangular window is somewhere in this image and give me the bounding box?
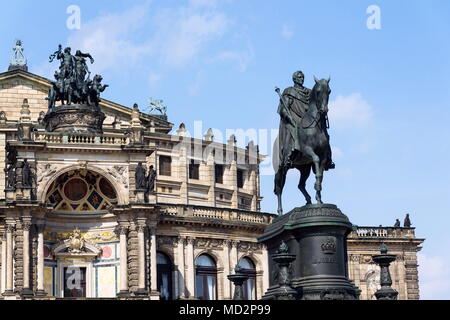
[159,156,172,176]
[189,160,200,180]
[215,164,224,184]
[237,169,244,188]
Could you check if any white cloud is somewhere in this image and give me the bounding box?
[64,1,234,72]
[212,44,254,72]
[328,93,373,128]
[66,3,153,74]
[418,253,450,299]
[152,7,229,67]
[189,0,219,8]
[281,24,294,39]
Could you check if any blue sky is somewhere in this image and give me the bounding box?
[1,0,450,299]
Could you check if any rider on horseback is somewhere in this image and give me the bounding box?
[277,71,335,170]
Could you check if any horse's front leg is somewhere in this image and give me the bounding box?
[303,146,323,204]
[297,164,312,205]
[274,165,289,215]
[314,158,328,204]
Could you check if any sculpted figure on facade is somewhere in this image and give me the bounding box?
[22,159,32,187]
[135,162,147,190]
[147,165,157,193]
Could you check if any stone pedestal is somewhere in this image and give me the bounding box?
[135,189,146,203]
[259,204,360,300]
[44,104,106,134]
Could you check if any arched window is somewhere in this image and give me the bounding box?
[157,252,173,300]
[195,254,217,300]
[238,257,257,300]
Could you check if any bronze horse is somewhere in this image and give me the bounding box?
[274,78,332,215]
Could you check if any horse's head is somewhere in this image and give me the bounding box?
[312,77,331,115]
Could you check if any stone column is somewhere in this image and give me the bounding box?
[36,222,46,295]
[261,244,269,294]
[177,237,185,298]
[229,240,239,295]
[230,159,238,208]
[222,240,231,299]
[149,226,157,293]
[1,233,6,293]
[118,225,129,296]
[4,222,15,295]
[136,222,147,295]
[185,237,195,298]
[21,219,32,295]
[206,151,215,206]
[179,144,188,205]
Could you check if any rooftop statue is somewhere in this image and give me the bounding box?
[9,40,28,71]
[149,98,167,115]
[47,44,108,109]
[274,71,334,214]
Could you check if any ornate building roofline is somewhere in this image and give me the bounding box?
[0,68,173,133]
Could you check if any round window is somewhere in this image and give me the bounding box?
[64,178,88,201]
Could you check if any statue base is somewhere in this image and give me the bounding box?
[258,204,360,300]
[44,104,106,134]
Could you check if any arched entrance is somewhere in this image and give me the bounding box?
[43,169,120,298]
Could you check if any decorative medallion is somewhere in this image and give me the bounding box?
[321,237,337,255]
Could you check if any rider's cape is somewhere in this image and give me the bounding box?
[277,86,311,167]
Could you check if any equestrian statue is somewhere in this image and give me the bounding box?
[274,71,335,215]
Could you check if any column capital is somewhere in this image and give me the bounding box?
[137,224,147,233]
[22,221,32,231]
[224,239,232,248]
[148,226,157,235]
[116,225,129,235]
[186,236,195,246]
[231,240,239,248]
[6,223,15,233]
[177,236,186,245]
[35,221,46,233]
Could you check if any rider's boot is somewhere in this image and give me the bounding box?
[325,158,335,171]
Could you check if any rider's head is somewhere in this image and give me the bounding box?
[75,50,81,56]
[64,47,71,54]
[293,71,305,86]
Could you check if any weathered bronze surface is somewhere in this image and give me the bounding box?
[44,44,108,133]
[274,71,334,215]
[259,204,360,300]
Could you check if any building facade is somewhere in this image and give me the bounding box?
[0,50,424,300]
